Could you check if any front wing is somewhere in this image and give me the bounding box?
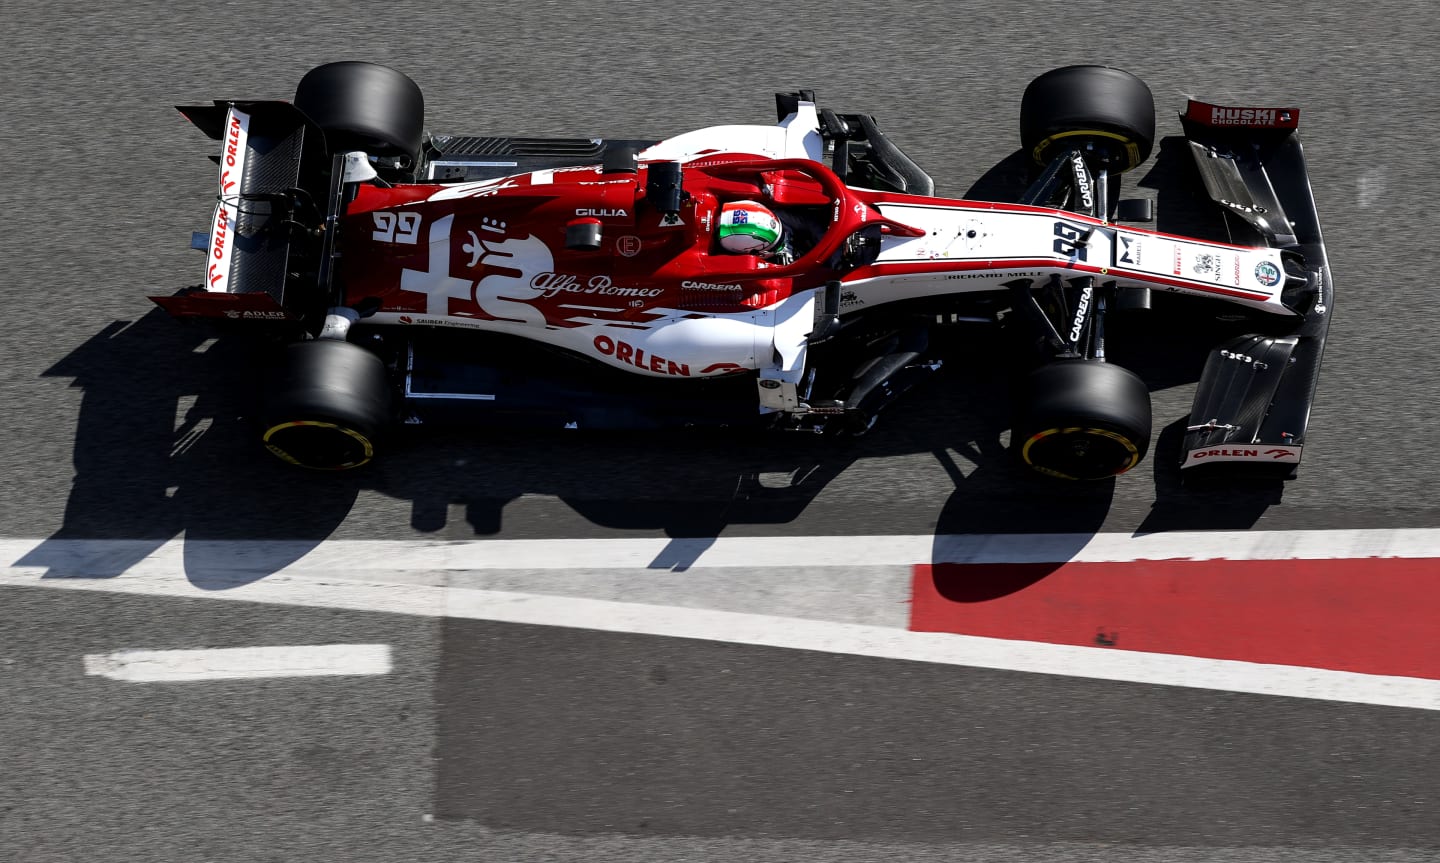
[1177,101,1333,477]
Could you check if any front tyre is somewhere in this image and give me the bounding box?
[1020,65,1156,172]
[1015,360,1151,480]
[261,340,393,470]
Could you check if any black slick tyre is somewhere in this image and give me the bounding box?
[1015,360,1152,480]
[261,340,392,470]
[1020,65,1155,171]
[294,61,425,163]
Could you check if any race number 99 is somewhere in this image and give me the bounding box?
[1053,221,1088,261]
[373,211,421,244]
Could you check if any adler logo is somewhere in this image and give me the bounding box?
[1211,107,1276,125]
[576,208,628,217]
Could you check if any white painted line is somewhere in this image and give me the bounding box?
[6,554,1433,709]
[6,529,1440,580]
[82,644,392,682]
[442,591,1440,713]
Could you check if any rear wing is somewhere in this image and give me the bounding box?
[1178,100,1334,478]
[150,101,334,323]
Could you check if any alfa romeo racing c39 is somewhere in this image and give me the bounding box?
[154,62,1332,480]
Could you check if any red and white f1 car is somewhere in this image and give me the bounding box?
[156,63,1332,480]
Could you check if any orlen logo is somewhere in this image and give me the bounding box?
[218,113,243,195]
[1194,448,1261,459]
[223,113,243,168]
[1192,448,1298,460]
[594,334,690,377]
[1211,107,1276,125]
[207,205,231,287]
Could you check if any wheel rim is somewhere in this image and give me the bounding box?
[1021,426,1141,481]
[1031,129,1143,170]
[262,420,374,470]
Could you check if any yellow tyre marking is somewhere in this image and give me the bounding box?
[262,420,374,470]
[1021,425,1141,481]
[1031,129,1142,169]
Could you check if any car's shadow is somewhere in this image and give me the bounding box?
[24,139,1281,593]
[17,310,360,588]
[25,311,1113,593]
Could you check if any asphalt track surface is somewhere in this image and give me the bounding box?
[3,1,1440,860]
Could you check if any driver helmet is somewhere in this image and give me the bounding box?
[717,200,783,254]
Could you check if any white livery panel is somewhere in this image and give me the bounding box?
[850,201,1292,315]
[204,105,251,292]
[637,101,825,164]
[1111,229,1289,310]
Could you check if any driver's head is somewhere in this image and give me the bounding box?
[717,200,783,254]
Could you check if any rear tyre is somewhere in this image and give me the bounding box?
[261,340,393,470]
[1015,360,1151,480]
[1020,65,1155,172]
[294,61,425,164]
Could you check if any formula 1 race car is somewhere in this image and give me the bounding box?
[155,62,1332,480]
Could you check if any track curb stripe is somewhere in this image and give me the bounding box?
[912,558,1440,680]
[6,533,1439,711]
[4,567,1436,711]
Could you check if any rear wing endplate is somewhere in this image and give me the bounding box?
[151,100,330,321]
